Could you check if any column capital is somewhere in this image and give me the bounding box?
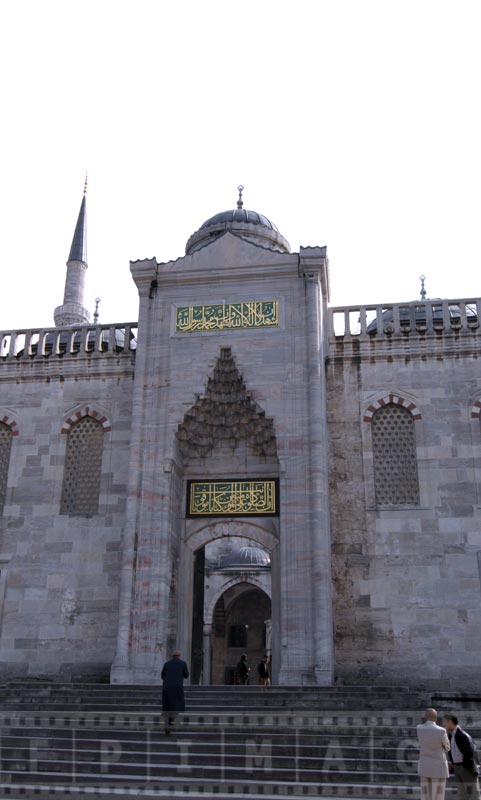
[130,258,158,296]
[299,246,330,300]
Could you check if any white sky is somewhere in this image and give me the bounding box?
[1,0,480,330]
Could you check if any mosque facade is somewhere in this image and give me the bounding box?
[0,187,480,689]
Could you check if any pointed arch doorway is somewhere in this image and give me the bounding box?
[180,520,278,685]
[210,582,271,685]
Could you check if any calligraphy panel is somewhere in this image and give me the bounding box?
[186,479,279,517]
[175,301,279,333]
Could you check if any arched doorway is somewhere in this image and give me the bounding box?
[189,535,272,684]
[211,584,271,684]
[179,519,278,684]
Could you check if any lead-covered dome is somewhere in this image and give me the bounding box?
[221,544,271,569]
[185,187,290,255]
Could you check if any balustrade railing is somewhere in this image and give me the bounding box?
[328,299,480,339]
[2,302,478,356]
[0,323,138,360]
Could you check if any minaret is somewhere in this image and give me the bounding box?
[54,177,90,327]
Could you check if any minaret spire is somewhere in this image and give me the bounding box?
[54,177,91,327]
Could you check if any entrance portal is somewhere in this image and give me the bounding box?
[189,534,272,684]
[211,585,271,685]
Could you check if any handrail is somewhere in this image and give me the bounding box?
[0,323,138,360]
[328,299,480,338]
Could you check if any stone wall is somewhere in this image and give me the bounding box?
[4,238,479,692]
[327,327,481,690]
[0,352,134,680]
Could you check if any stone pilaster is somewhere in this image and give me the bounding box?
[299,247,334,685]
[203,624,212,684]
[111,258,158,684]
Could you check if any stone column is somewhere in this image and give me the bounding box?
[264,619,272,656]
[300,247,334,685]
[176,529,196,657]
[203,624,212,685]
[111,259,157,684]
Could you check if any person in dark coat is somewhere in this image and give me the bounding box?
[257,654,271,687]
[443,714,480,799]
[236,654,250,685]
[161,649,189,734]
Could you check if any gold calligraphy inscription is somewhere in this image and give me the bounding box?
[187,479,278,516]
[175,301,279,333]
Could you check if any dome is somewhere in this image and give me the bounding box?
[185,187,290,255]
[221,544,271,569]
[199,209,280,232]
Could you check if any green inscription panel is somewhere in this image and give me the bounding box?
[175,301,279,333]
[187,479,279,517]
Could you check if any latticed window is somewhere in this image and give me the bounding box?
[0,423,13,513]
[371,404,420,506]
[60,416,104,514]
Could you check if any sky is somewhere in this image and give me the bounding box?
[0,0,480,331]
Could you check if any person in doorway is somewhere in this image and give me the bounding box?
[417,708,450,800]
[236,654,250,685]
[443,714,480,799]
[161,649,189,735]
[257,654,271,687]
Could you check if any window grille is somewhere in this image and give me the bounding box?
[0,423,13,513]
[60,416,104,514]
[372,403,420,506]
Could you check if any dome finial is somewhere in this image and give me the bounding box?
[83,172,88,195]
[93,297,101,324]
[237,184,244,209]
[420,274,427,300]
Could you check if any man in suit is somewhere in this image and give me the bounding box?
[161,649,189,735]
[257,654,271,687]
[443,714,480,799]
[417,707,450,800]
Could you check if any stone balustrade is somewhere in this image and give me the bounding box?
[0,323,138,360]
[328,298,480,338]
[3,300,479,356]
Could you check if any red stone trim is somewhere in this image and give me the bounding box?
[0,415,19,436]
[470,400,481,419]
[61,406,111,434]
[364,395,422,423]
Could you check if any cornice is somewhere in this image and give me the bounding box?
[0,354,135,384]
[155,260,301,288]
[328,332,481,364]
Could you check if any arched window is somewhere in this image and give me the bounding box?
[371,403,420,506]
[0,422,13,513]
[60,415,104,514]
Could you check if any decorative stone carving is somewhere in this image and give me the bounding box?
[177,347,277,459]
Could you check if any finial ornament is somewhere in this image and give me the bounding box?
[420,274,426,300]
[93,297,100,324]
[237,185,244,210]
[83,173,88,194]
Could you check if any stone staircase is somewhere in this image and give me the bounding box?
[0,682,478,799]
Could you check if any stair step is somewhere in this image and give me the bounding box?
[0,781,443,800]
[0,709,432,723]
[0,681,476,800]
[0,774,433,796]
